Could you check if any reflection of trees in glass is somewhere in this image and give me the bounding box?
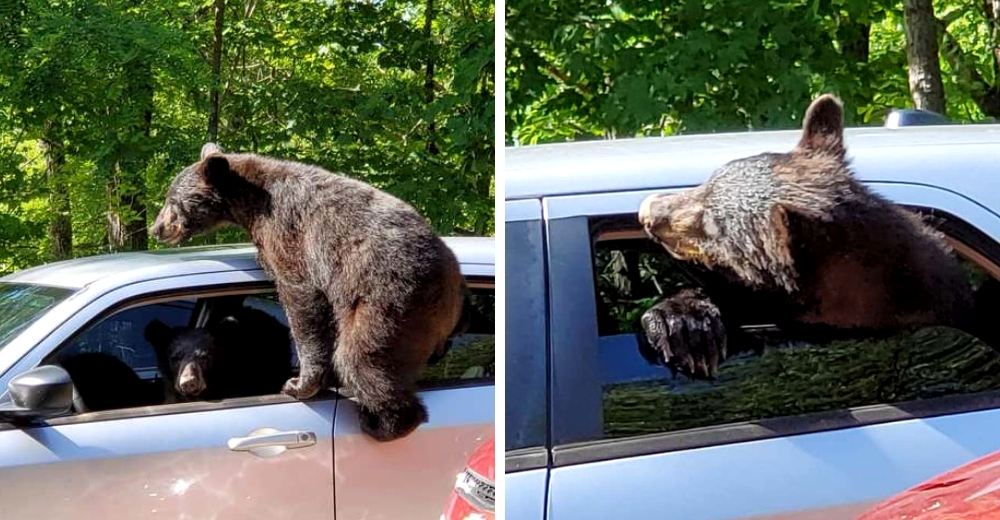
[421,336,495,383]
[0,283,72,347]
[604,326,1000,438]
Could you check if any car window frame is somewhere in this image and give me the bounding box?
[505,199,552,469]
[544,182,1000,467]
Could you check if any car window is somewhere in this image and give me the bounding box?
[0,283,75,350]
[56,299,197,375]
[590,222,1000,440]
[420,286,495,387]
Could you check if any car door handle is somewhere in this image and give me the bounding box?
[228,427,316,457]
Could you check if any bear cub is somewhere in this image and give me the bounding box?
[149,144,466,441]
[144,305,293,401]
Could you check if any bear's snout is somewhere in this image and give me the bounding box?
[638,194,659,229]
[639,193,677,241]
[176,361,206,396]
[150,206,187,245]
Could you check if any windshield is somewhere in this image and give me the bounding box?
[0,283,74,349]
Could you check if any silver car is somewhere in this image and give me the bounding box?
[0,237,495,519]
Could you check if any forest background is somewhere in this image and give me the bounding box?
[0,0,495,273]
[506,0,1000,144]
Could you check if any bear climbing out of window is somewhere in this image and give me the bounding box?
[148,144,467,441]
[144,305,293,401]
[637,94,997,380]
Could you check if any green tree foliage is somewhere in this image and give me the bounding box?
[0,0,494,274]
[506,0,999,145]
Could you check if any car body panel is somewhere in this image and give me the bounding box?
[0,398,336,520]
[506,469,548,520]
[333,385,494,520]
[548,406,1000,520]
[505,126,1000,202]
[0,238,492,290]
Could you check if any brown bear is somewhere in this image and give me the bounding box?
[149,144,466,441]
[144,305,293,401]
[636,94,987,379]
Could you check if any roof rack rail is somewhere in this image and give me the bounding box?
[885,108,951,128]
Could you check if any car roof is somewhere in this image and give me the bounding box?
[0,237,494,290]
[505,124,1000,201]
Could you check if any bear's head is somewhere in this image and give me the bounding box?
[638,94,853,293]
[149,143,253,245]
[144,319,233,398]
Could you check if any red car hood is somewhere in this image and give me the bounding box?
[857,450,1000,520]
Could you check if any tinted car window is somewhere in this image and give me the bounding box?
[58,300,196,374]
[592,232,1000,439]
[421,287,495,387]
[0,283,74,349]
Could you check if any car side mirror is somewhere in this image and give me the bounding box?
[0,365,74,422]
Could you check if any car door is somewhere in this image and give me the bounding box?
[0,271,336,520]
[543,184,1000,520]
[332,272,496,520]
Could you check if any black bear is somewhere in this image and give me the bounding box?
[58,352,158,412]
[144,305,293,401]
[637,94,990,379]
[149,144,466,441]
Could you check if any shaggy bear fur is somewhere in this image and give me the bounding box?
[144,305,293,401]
[149,144,466,441]
[637,94,986,379]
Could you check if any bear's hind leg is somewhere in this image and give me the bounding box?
[334,313,428,442]
[280,286,335,400]
[344,350,427,442]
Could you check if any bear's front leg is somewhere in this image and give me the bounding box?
[637,288,728,380]
[279,286,335,400]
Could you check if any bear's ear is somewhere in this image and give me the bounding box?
[144,319,173,351]
[200,142,224,160]
[201,154,233,187]
[796,94,845,158]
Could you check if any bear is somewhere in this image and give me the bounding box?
[148,143,466,441]
[636,94,990,379]
[57,351,159,412]
[144,305,293,401]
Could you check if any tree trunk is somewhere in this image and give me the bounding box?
[107,58,153,252]
[423,0,438,155]
[208,0,225,143]
[903,0,946,115]
[41,123,72,261]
